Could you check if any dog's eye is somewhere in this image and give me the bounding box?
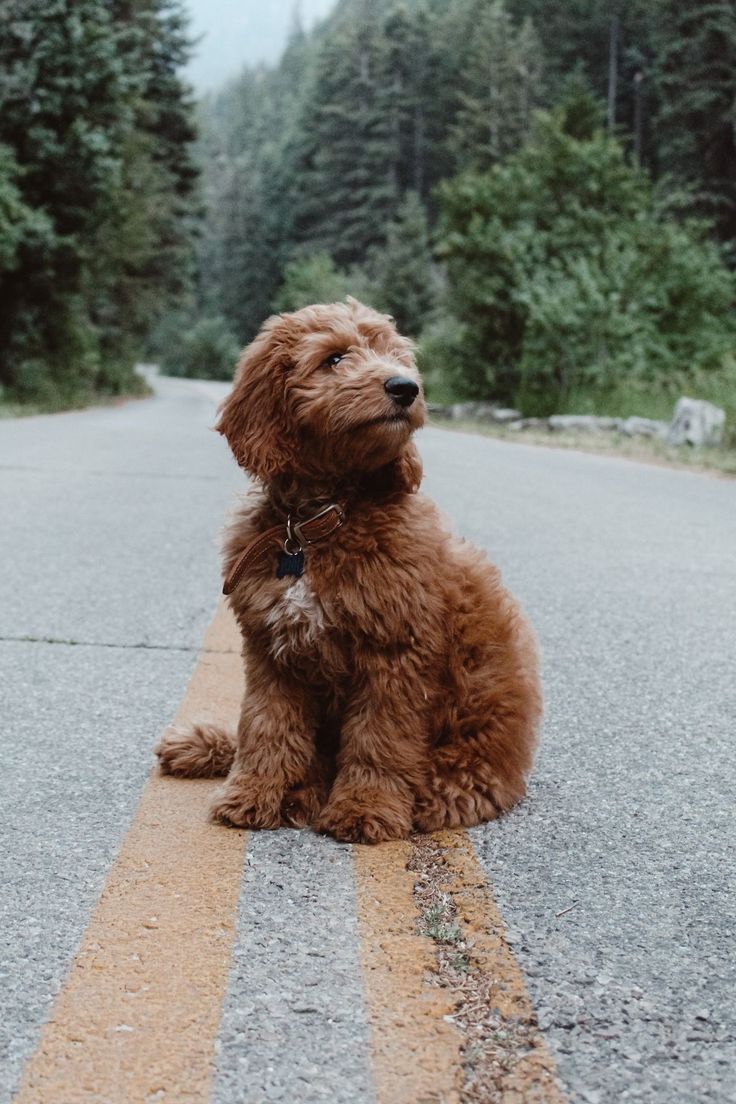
[322,352,344,369]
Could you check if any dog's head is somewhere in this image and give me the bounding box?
[216,299,426,492]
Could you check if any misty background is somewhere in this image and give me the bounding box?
[1,0,734,471]
[185,0,337,91]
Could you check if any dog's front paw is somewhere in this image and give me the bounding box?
[280,781,327,828]
[210,773,285,829]
[316,789,412,844]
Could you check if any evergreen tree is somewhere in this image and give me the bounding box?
[89,1,199,372]
[0,0,133,399]
[411,0,498,203]
[194,25,316,340]
[506,0,658,164]
[289,0,398,266]
[0,145,49,274]
[377,3,434,199]
[369,192,436,336]
[450,0,544,171]
[654,0,736,249]
[0,0,199,403]
[216,157,283,340]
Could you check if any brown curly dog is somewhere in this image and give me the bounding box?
[156,299,541,843]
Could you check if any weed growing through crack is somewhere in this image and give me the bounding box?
[408,834,562,1103]
[422,897,463,943]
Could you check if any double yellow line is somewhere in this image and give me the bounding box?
[15,605,563,1104]
[15,608,245,1103]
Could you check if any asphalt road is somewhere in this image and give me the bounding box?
[423,433,736,1103]
[1,375,735,1102]
[0,376,238,1100]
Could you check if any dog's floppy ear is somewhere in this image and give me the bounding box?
[216,315,297,480]
[390,439,423,494]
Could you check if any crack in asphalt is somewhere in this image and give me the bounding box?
[0,463,221,481]
[0,633,238,655]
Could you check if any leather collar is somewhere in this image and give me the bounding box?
[222,503,345,596]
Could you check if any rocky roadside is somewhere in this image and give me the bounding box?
[429,397,736,478]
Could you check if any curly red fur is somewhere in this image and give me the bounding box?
[157,299,542,843]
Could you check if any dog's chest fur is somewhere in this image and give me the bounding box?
[265,576,326,660]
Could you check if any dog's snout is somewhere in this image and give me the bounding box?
[384,376,419,408]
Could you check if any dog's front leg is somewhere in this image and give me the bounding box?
[316,660,427,844]
[210,650,322,830]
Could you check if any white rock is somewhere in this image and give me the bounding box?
[666,397,726,447]
[450,401,490,419]
[477,406,523,424]
[449,401,490,420]
[440,401,523,422]
[427,402,453,418]
[620,416,668,439]
[547,415,623,433]
[509,417,547,431]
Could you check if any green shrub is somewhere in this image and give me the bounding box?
[2,294,139,408]
[438,111,736,414]
[161,315,241,381]
[416,314,469,402]
[0,145,39,272]
[367,192,438,337]
[273,253,379,313]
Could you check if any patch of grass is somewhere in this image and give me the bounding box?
[423,373,463,406]
[559,382,678,422]
[560,373,736,443]
[0,384,151,419]
[433,418,736,478]
[421,898,463,943]
[0,400,46,418]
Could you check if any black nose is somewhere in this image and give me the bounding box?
[384,376,419,408]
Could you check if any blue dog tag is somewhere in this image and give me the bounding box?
[276,550,305,578]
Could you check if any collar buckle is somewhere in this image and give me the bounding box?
[287,503,345,552]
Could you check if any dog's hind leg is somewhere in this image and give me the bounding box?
[155,721,236,778]
[412,752,514,831]
[415,572,541,831]
[413,671,540,831]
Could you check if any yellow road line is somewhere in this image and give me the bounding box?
[437,830,565,1102]
[16,597,564,1103]
[354,831,565,1104]
[15,602,245,1104]
[354,840,462,1104]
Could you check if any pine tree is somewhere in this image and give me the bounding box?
[0,0,133,399]
[654,0,736,249]
[377,3,434,200]
[449,0,544,171]
[0,0,199,402]
[506,0,658,163]
[0,145,48,273]
[289,0,398,266]
[89,0,199,369]
[216,158,283,340]
[370,191,436,335]
[416,0,491,201]
[193,21,318,340]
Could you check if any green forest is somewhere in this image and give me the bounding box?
[2,0,736,428]
[0,0,198,408]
